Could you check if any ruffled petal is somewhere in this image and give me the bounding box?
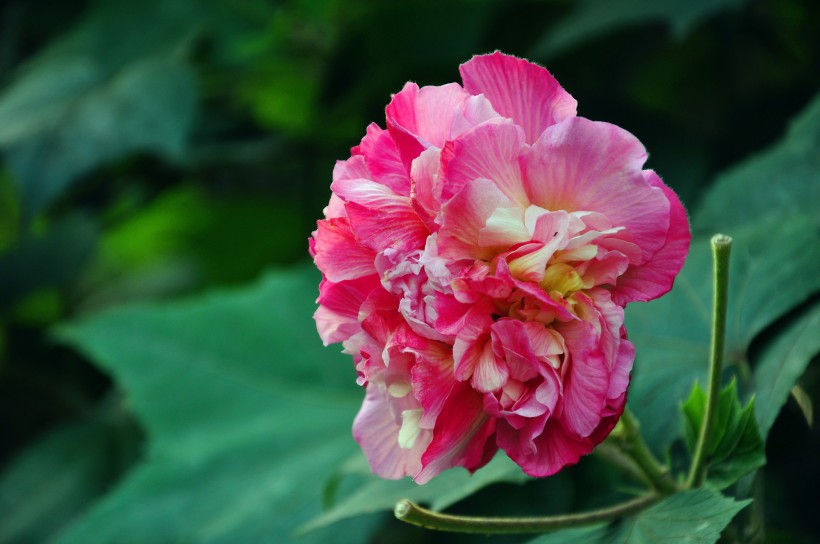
[386,82,500,168]
[440,122,529,206]
[332,178,429,253]
[415,381,497,483]
[459,51,577,144]
[333,154,371,184]
[410,147,442,230]
[501,418,589,477]
[357,123,411,196]
[411,345,457,428]
[311,218,377,282]
[438,177,517,261]
[610,171,691,304]
[523,118,671,264]
[554,317,610,438]
[314,275,380,345]
[353,386,432,479]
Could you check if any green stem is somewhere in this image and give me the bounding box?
[687,234,732,488]
[394,493,661,534]
[619,408,679,494]
[594,441,651,487]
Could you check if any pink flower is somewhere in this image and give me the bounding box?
[310,51,690,483]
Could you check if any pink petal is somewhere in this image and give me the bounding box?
[415,381,497,483]
[459,51,577,144]
[410,147,442,230]
[468,335,510,393]
[323,193,347,219]
[500,418,589,477]
[433,292,488,335]
[440,122,529,206]
[332,178,429,254]
[353,386,432,480]
[438,177,517,261]
[357,123,411,196]
[523,118,671,264]
[610,171,691,305]
[489,320,537,381]
[450,304,495,383]
[359,292,403,346]
[410,344,457,427]
[386,82,500,169]
[311,218,377,282]
[554,317,610,437]
[333,154,370,184]
[607,336,634,404]
[582,289,624,366]
[385,82,427,170]
[477,207,530,248]
[314,275,380,345]
[412,83,475,147]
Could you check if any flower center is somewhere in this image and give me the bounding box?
[540,262,585,297]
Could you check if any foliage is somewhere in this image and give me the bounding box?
[1,0,818,542]
[682,380,765,489]
[527,490,750,544]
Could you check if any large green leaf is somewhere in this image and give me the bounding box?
[626,216,820,451]
[752,303,820,439]
[0,419,137,544]
[530,0,745,59]
[0,0,200,218]
[299,452,529,535]
[682,381,765,489]
[53,267,381,543]
[527,489,749,544]
[1,58,197,219]
[693,92,820,234]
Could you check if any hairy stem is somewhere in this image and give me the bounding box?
[394,493,660,534]
[619,408,679,494]
[687,234,732,488]
[594,441,651,487]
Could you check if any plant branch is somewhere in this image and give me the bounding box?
[394,493,661,534]
[618,408,679,494]
[594,441,650,487]
[687,234,732,488]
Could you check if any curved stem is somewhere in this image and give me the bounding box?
[594,441,650,487]
[619,409,679,494]
[394,493,661,534]
[687,234,732,488]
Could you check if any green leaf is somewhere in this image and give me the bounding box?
[299,452,529,535]
[626,215,820,451]
[529,0,745,59]
[752,303,820,438]
[527,489,750,544]
[54,267,379,543]
[0,0,202,218]
[1,58,197,219]
[682,381,765,489]
[790,384,814,428]
[0,420,137,544]
[693,92,820,233]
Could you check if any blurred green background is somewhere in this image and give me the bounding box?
[0,0,818,542]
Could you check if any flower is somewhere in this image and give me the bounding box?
[310,51,690,483]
